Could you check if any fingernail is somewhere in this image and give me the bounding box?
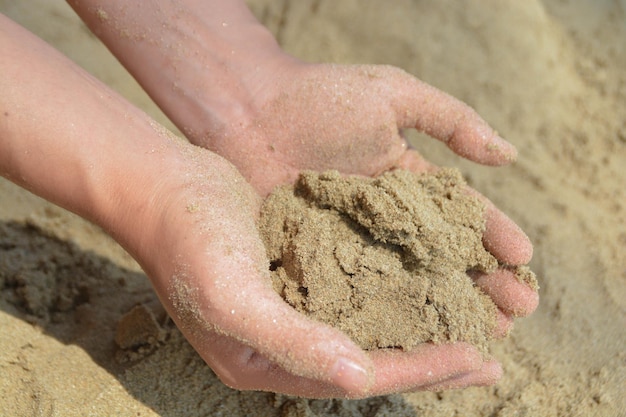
[331,357,370,393]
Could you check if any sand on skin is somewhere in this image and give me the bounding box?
[1,0,625,416]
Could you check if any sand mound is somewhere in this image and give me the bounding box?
[261,169,502,352]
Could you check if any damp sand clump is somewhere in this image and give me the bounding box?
[260,168,534,352]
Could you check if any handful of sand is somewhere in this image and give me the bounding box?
[260,169,525,352]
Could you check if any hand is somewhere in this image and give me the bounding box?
[66,1,538,397]
[165,62,540,395]
[1,6,538,400]
[192,63,518,194]
[185,60,539,313]
[0,13,378,399]
[134,144,511,399]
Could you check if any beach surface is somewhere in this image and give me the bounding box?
[1,1,624,416]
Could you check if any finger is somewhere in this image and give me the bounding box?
[467,188,533,265]
[366,342,484,396]
[473,268,539,317]
[419,358,502,391]
[383,66,517,165]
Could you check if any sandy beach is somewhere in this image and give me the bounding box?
[1,1,624,416]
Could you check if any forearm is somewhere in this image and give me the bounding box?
[67,0,293,142]
[0,15,179,249]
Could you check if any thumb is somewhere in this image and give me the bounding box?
[383,66,517,165]
[167,244,374,394]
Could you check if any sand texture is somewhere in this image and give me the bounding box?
[261,169,499,352]
[1,1,625,416]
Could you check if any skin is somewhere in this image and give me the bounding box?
[0,0,538,399]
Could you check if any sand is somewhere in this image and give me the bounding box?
[260,169,501,353]
[1,0,625,416]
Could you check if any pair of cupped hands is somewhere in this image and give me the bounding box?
[129,58,539,399]
[62,0,540,393]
